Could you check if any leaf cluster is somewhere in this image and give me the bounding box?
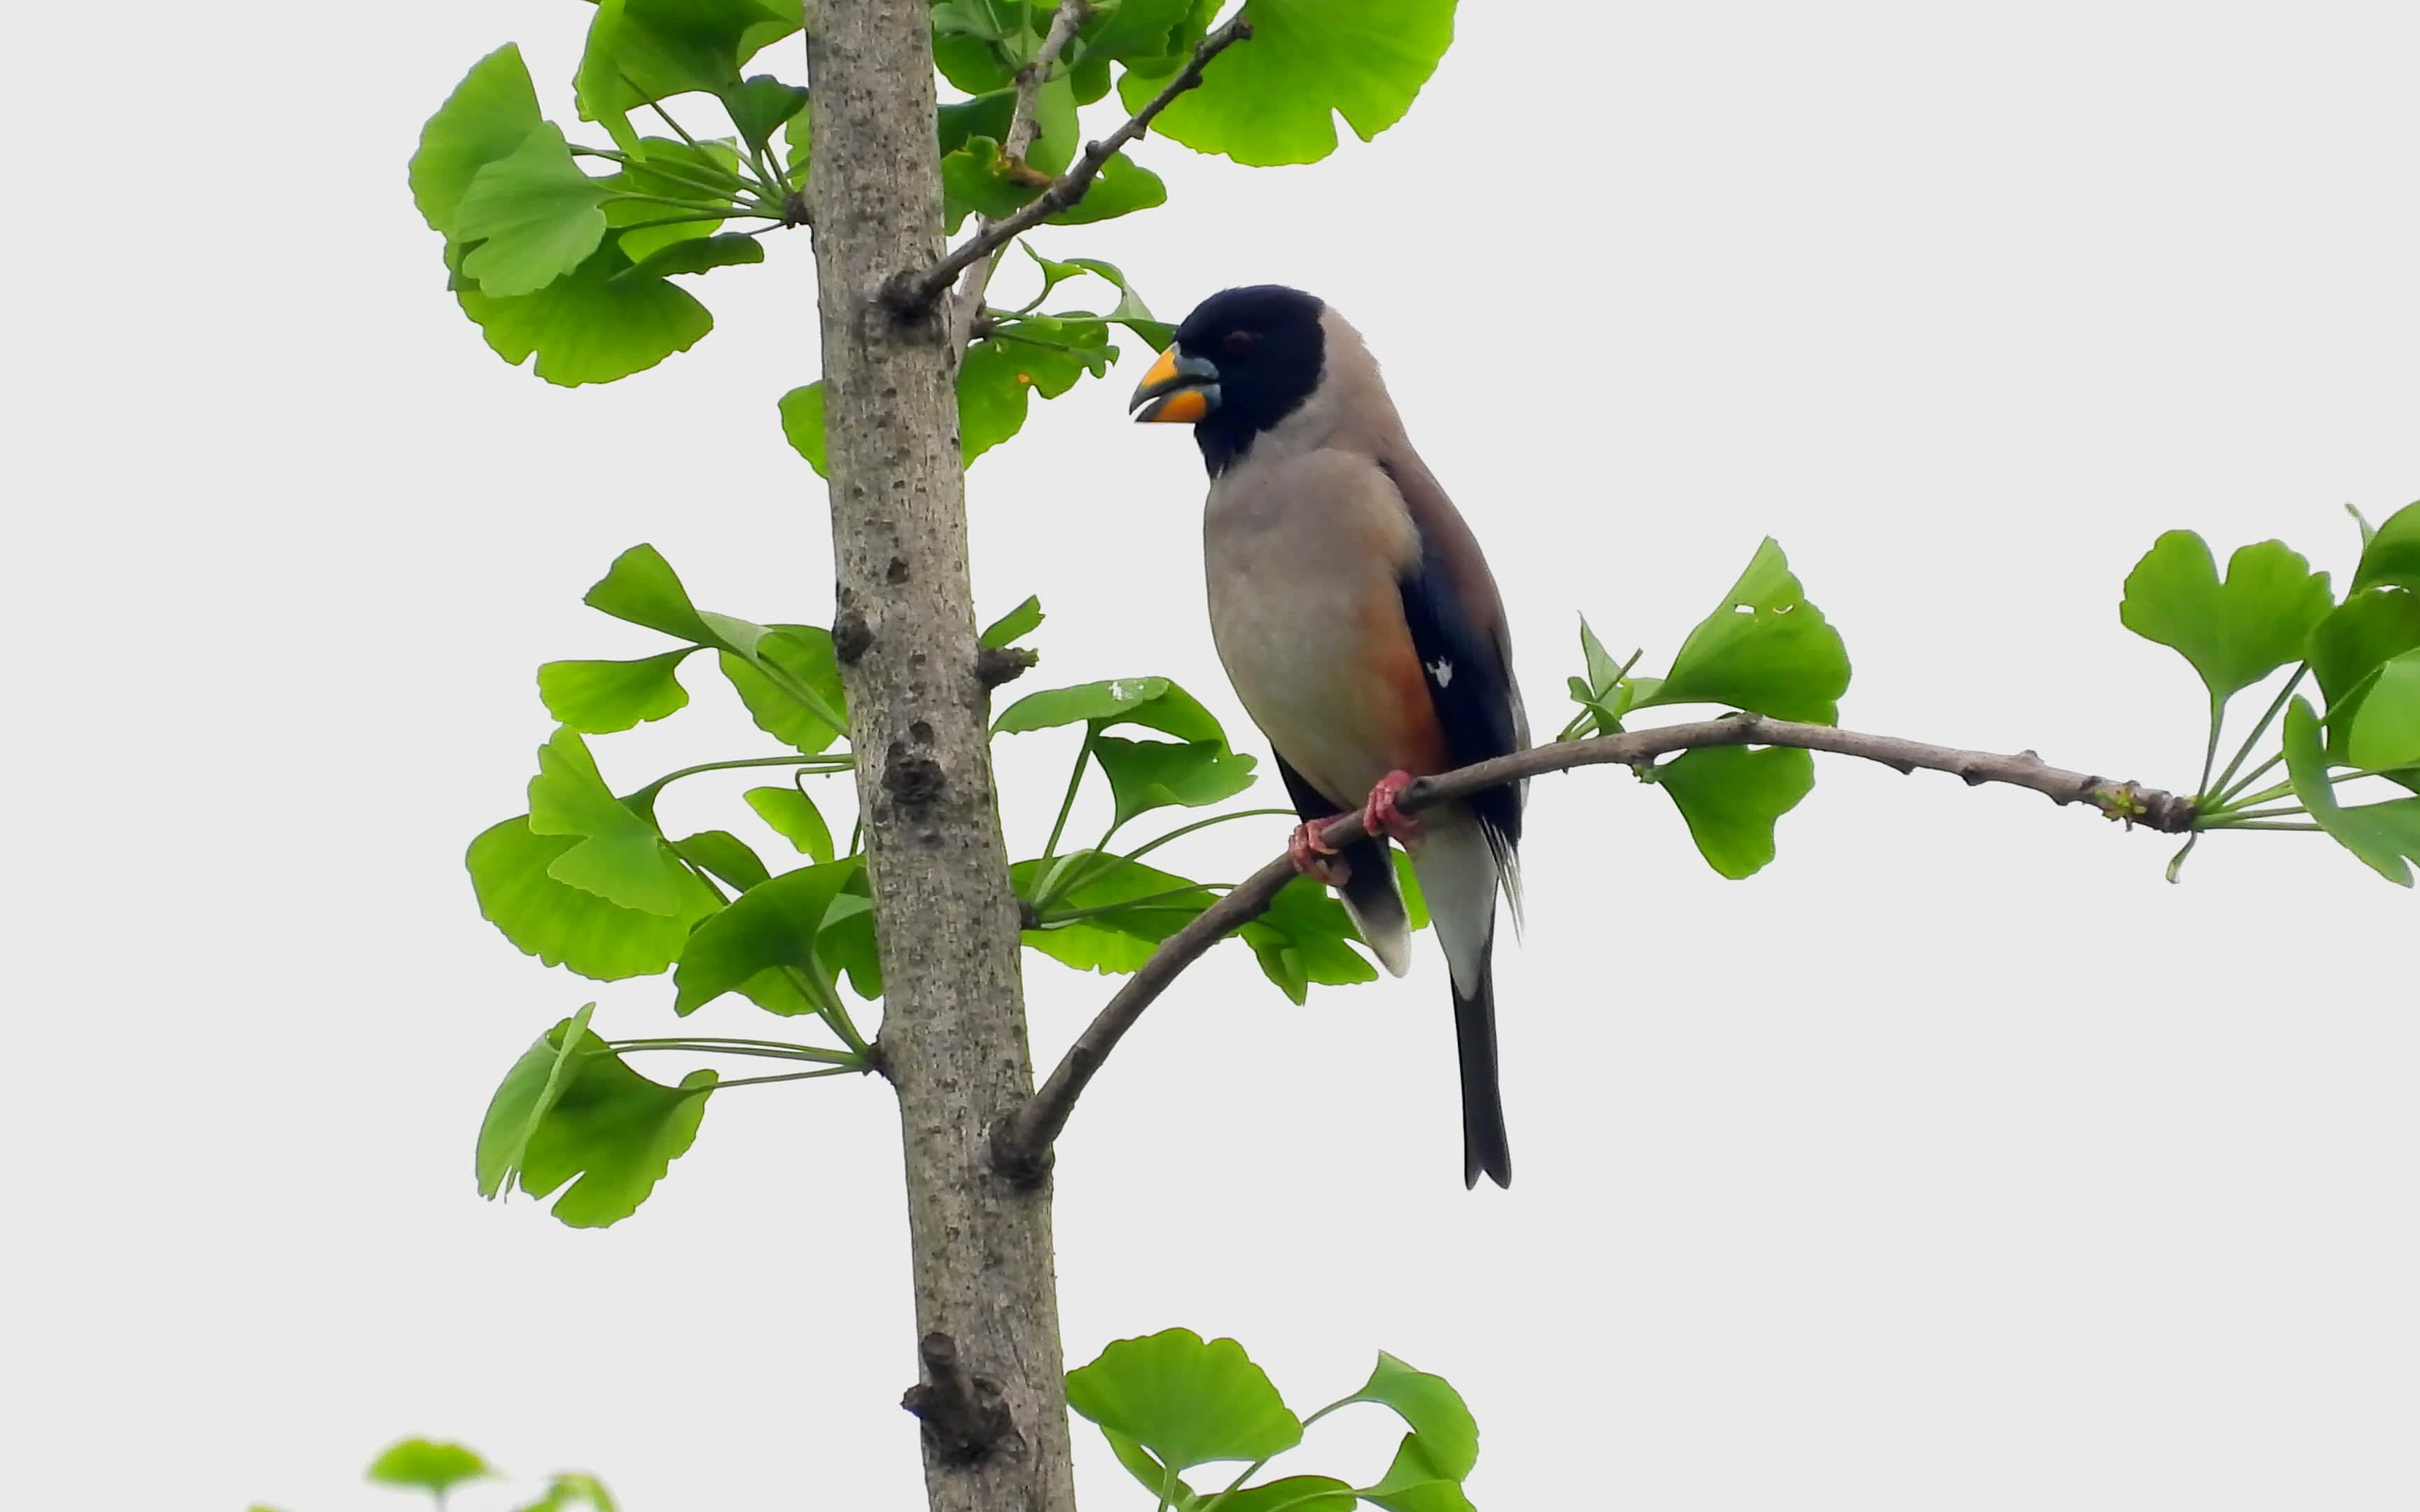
[1069,1329,1482,1511]
[1559,538,1851,878]
[467,546,1425,1227]
[2118,502,2420,883]
[359,1437,615,1511]
[410,0,1461,474]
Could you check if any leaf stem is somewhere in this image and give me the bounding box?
[2209,820,2326,832]
[1036,884,1230,926]
[2220,764,2402,812]
[783,962,871,1057]
[627,753,851,808]
[1041,728,1094,862]
[708,1066,862,1091]
[2195,692,2225,799]
[2212,750,2286,808]
[2199,804,2308,825]
[1119,807,1295,866]
[611,1038,861,1065]
[599,191,753,217]
[2206,666,2304,800]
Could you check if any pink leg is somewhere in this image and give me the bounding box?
[1362,769,1425,848]
[1288,820,1352,888]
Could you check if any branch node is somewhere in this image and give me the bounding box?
[901,1332,1020,1466]
[988,1120,1055,1190]
[977,645,1039,689]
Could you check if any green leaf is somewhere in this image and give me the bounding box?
[672,830,772,892]
[1092,736,1258,825]
[937,89,1019,156]
[718,624,847,755]
[819,890,884,1000]
[452,122,611,296]
[604,136,742,262]
[1210,1477,1361,1512]
[2350,500,2420,594]
[1342,1352,1478,1480]
[2119,531,2335,702]
[673,860,863,1013]
[477,1004,596,1199]
[537,648,698,732]
[1077,0,1200,64]
[1632,538,1851,724]
[1025,74,1081,176]
[580,549,845,749]
[1017,854,1216,974]
[1044,155,1167,224]
[574,0,800,151]
[1358,1435,1475,1512]
[995,676,1226,741]
[366,1439,492,1495]
[620,232,764,280]
[411,46,544,235]
[583,543,716,642]
[1241,874,1379,1003]
[511,1026,716,1226]
[467,816,720,979]
[957,318,1120,461]
[934,30,1018,95]
[2344,650,2420,775]
[1017,251,1178,347]
[526,728,690,914]
[777,382,828,476]
[724,74,809,155]
[1066,1328,1302,1474]
[1653,743,1816,879]
[1118,0,1455,167]
[456,242,711,386]
[940,135,1038,223]
[2283,697,2420,886]
[981,594,1045,648]
[745,785,836,862]
[2309,589,2420,771]
[783,110,812,181]
[515,1472,620,1512]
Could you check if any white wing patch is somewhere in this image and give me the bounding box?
[1426,657,1454,688]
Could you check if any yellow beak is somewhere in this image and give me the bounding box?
[1129,345,1220,424]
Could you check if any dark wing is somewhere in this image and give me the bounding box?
[1383,462,1524,901]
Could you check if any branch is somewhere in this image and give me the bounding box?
[947,0,1091,349]
[989,714,2196,1180]
[896,13,1255,317]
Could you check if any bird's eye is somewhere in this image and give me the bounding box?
[1223,329,1260,356]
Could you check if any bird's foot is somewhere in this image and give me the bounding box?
[1362,770,1425,848]
[1287,820,1351,888]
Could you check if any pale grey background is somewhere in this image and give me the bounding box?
[9,1,2416,1508]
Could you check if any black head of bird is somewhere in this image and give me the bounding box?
[1129,284,1328,473]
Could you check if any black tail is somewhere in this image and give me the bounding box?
[1455,937,1512,1189]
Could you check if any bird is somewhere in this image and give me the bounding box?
[1129,285,1528,1189]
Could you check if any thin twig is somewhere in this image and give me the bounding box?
[896,13,1254,316]
[948,0,1090,350]
[989,715,2197,1180]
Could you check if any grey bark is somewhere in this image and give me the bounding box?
[803,4,1077,1510]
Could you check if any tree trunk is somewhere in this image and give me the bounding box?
[803,5,1078,1511]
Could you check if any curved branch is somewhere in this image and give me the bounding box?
[947,0,1092,350]
[892,14,1255,315]
[989,713,2196,1180]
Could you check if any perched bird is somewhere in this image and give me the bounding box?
[1129,286,1528,1189]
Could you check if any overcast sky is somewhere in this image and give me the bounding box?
[13,2,2416,1508]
